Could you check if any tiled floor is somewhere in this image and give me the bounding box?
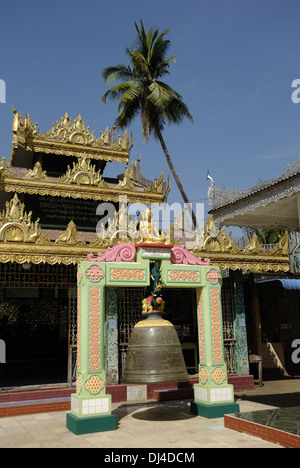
[1,378,300,448]
[0,399,282,448]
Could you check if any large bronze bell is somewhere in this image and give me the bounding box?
[122,261,190,384]
[122,312,190,384]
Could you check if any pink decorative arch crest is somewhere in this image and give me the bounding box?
[87,242,136,263]
[171,245,210,266]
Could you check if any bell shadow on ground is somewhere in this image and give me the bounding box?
[112,400,197,424]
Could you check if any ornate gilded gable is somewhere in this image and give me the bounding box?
[188,214,289,257]
[0,193,49,243]
[55,221,86,245]
[58,157,108,187]
[11,109,133,163]
[186,215,241,253]
[25,162,48,180]
[145,171,167,195]
[0,160,170,205]
[43,114,132,151]
[117,161,135,189]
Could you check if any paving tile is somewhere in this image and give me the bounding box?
[0,396,287,448]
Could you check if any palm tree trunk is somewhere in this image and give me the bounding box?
[155,126,198,229]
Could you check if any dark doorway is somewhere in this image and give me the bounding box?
[0,288,69,388]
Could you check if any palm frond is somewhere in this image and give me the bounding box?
[150,30,172,63]
[164,97,194,124]
[128,50,151,81]
[147,81,194,125]
[117,81,144,111]
[115,98,141,129]
[102,65,133,84]
[134,21,172,75]
[155,80,182,99]
[101,81,135,104]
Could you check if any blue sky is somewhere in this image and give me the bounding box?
[1,0,300,230]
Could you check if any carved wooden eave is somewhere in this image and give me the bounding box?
[10,109,133,164]
[0,158,167,205]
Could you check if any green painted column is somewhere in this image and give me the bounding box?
[66,263,117,435]
[191,268,240,418]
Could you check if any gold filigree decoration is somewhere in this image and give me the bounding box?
[243,232,265,254]
[117,161,135,189]
[55,221,86,245]
[43,113,99,146]
[145,171,165,194]
[94,202,134,246]
[58,157,108,187]
[25,162,48,180]
[188,215,242,253]
[188,215,289,257]
[267,231,289,256]
[117,162,166,194]
[12,110,133,152]
[243,230,289,256]
[0,180,167,204]
[12,108,40,143]
[10,109,133,165]
[0,193,48,244]
[0,158,14,177]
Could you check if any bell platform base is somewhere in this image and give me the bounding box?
[191,401,240,419]
[66,413,117,435]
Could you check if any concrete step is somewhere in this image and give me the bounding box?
[0,375,254,417]
[153,387,194,401]
[0,397,71,417]
[0,387,74,417]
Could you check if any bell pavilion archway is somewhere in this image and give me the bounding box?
[66,242,239,435]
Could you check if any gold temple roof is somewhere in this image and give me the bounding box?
[10,109,133,164]
[0,110,290,272]
[0,158,168,204]
[4,109,169,204]
[0,194,290,272]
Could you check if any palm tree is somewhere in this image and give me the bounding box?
[101,21,197,228]
[245,227,285,245]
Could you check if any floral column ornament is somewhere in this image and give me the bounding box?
[191,267,240,418]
